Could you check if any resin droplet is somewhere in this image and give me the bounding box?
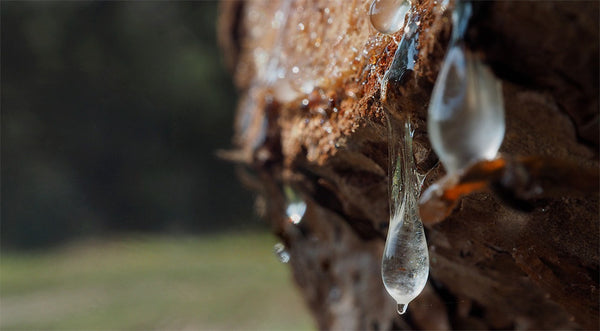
[273,243,290,263]
[283,185,307,225]
[427,45,505,174]
[369,0,411,34]
[382,117,429,315]
[397,303,407,315]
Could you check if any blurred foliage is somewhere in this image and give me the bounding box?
[1,232,313,330]
[1,1,258,249]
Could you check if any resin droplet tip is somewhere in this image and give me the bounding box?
[397,303,408,315]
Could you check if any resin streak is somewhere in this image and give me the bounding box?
[382,117,429,314]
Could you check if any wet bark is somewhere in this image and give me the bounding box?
[219,0,599,329]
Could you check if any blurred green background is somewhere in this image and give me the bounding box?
[1,1,312,329]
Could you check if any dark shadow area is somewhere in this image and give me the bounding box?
[1,1,260,249]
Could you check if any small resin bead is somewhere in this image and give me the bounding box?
[369,0,411,34]
[283,185,306,225]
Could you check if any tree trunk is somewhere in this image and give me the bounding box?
[219,0,599,329]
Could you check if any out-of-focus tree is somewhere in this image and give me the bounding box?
[2,1,257,249]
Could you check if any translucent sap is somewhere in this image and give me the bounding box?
[283,185,307,225]
[273,243,290,263]
[369,0,411,35]
[427,45,505,174]
[382,117,429,314]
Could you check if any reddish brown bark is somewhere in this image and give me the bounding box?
[219,0,599,329]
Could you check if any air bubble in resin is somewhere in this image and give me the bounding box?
[382,117,429,315]
[427,45,505,174]
[369,0,411,34]
[283,185,307,225]
[273,243,290,263]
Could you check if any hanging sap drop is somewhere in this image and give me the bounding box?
[382,207,429,315]
[427,45,505,174]
[369,0,411,35]
[382,117,429,315]
[283,185,307,225]
[397,303,407,314]
[273,243,290,263]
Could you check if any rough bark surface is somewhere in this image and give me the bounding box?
[219,1,599,329]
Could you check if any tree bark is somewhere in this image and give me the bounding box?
[219,0,599,329]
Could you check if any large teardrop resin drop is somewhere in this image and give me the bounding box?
[382,117,429,315]
[427,45,505,174]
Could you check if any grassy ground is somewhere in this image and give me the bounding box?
[1,232,314,330]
